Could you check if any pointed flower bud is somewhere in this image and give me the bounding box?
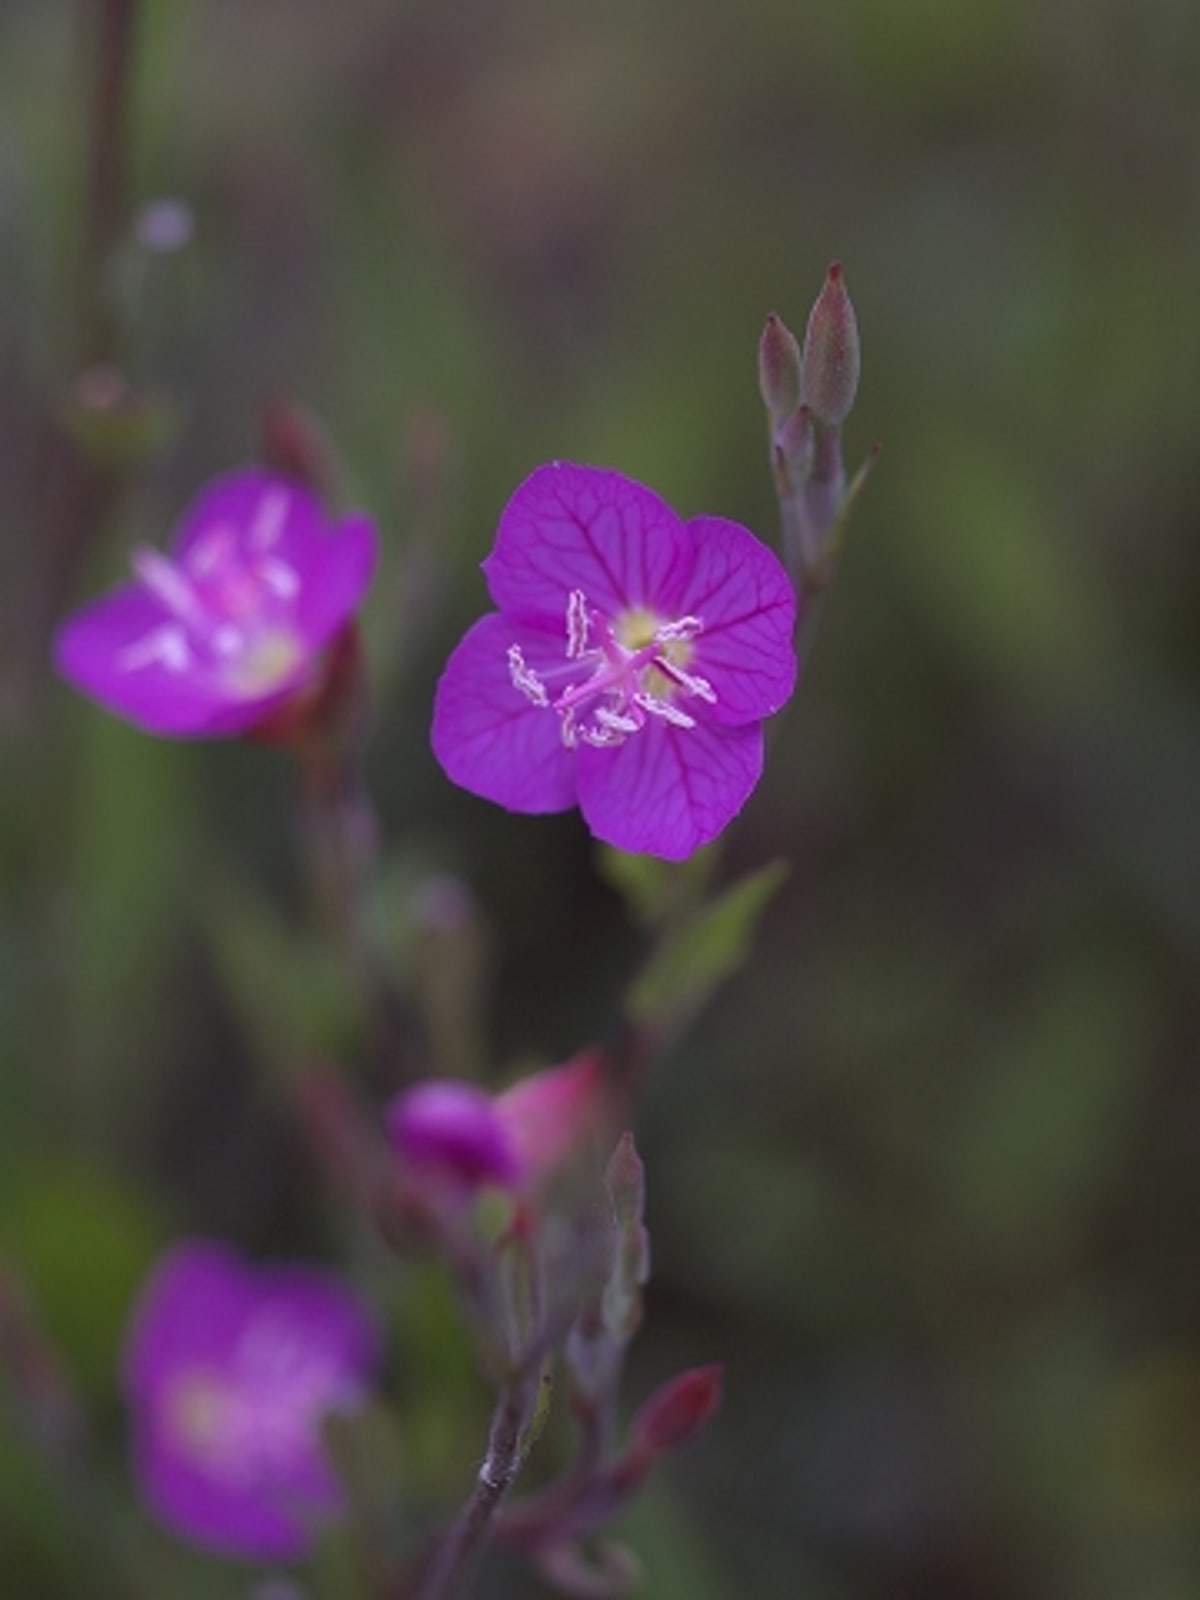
[631,1364,724,1457]
[758,313,802,428]
[493,1050,607,1183]
[800,262,860,427]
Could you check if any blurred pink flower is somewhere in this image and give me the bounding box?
[55,469,376,737]
[123,1241,379,1561]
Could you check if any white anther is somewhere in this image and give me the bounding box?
[249,489,288,552]
[507,644,549,707]
[132,548,205,626]
[186,526,233,577]
[566,590,590,659]
[655,614,704,643]
[594,705,640,735]
[634,692,696,729]
[577,723,625,747]
[118,623,193,674]
[259,557,300,600]
[656,660,716,703]
[212,624,244,658]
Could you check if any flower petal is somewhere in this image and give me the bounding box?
[576,719,764,860]
[431,612,578,813]
[254,1266,381,1390]
[174,469,378,654]
[53,587,289,737]
[673,516,797,726]
[132,1424,318,1560]
[292,512,378,648]
[172,468,322,567]
[483,463,691,624]
[123,1242,250,1401]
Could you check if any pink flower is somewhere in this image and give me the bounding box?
[123,1241,379,1562]
[431,464,797,860]
[54,469,377,737]
[387,1053,606,1195]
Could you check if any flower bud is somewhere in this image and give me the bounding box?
[800,262,860,427]
[262,398,336,501]
[631,1364,724,1456]
[386,1080,521,1190]
[758,312,802,428]
[494,1049,607,1182]
[773,402,814,487]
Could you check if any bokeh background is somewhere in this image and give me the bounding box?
[3,1,1200,1595]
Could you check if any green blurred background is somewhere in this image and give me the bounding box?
[3,1,1200,1595]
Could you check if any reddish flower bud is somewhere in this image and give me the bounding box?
[494,1049,607,1182]
[262,398,337,501]
[800,262,860,427]
[632,1363,724,1456]
[758,312,802,427]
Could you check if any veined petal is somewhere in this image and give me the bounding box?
[53,587,294,737]
[431,612,577,813]
[576,719,764,860]
[674,516,797,726]
[483,463,691,624]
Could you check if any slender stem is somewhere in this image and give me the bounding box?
[80,0,139,362]
[413,1377,537,1600]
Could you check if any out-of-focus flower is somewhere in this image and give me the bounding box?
[387,1052,606,1196]
[135,197,195,254]
[54,469,376,737]
[123,1241,379,1561]
[431,463,796,860]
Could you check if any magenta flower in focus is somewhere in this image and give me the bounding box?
[55,469,377,737]
[432,463,797,860]
[123,1241,379,1561]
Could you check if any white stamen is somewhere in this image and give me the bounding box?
[186,526,233,577]
[249,489,288,552]
[634,692,696,729]
[577,722,625,748]
[566,590,590,659]
[594,705,640,735]
[118,623,192,674]
[212,624,243,658]
[656,660,716,703]
[655,614,704,643]
[132,548,205,626]
[259,557,300,599]
[507,644,549,707]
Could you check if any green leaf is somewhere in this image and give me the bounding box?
[627,861,789,1030]
[598,842,720,930]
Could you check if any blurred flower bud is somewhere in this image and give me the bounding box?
[135,197,194,255]
[773,401,814,487]
[800,262,860,427]
[494,1050,608,1184]
[262,398,337,502]
[387,1081,521,1190]
[758,312,802,428]
[61,364,178,468]
[631,1364,724,1457]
